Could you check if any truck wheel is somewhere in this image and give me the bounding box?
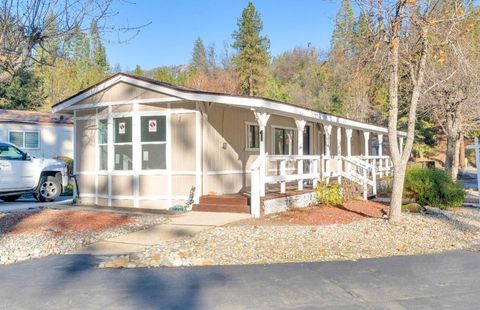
[36,175,61,202]
[0,194,22,202]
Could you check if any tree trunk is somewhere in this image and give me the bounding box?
[445,115,459,180]
[459,133,465,170]
[452,133,461,181]
[389,165,405,223]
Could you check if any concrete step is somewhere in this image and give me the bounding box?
[192,203,250,214]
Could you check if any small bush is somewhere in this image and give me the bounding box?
[315,182,344,206]
[403,167,465,210]
[377,176,393,197]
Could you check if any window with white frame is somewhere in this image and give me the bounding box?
[9,131,40,149]
[141,115,166,170]
[273,127,294,155]
[113,117,133,171]
[98,119,108,170]
[246,123,260,150]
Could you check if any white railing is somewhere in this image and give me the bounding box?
[359,156,393,177]
[250,154,387,217]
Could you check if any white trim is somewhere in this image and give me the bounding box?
[166,103,172,207]
[76,170,197,176]
[80,193,189,201]
[195,107,202,203]
[52,74,406,137]
[107,105,113,207]
[207,170,250,175]
[62,97,182,111]
[132,102,140,208]
[95,109,99,205]
[245,121,260,152]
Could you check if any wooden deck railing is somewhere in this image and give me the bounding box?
[250,154,392,217]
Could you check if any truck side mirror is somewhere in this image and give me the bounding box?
[23,154,31,161]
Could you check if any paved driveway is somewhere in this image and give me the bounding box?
[0,195,73,212]
[0,249,479,309]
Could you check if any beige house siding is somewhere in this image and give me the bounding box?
[171,113,196,172]
[75,119,96,172]
[70,80,388,209]
[77,82,174,105]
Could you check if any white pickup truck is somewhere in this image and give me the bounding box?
[0,141,69,202]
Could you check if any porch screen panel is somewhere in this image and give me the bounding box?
[98,119,108,170]
[141,116,167,170]
[113,117,132,171]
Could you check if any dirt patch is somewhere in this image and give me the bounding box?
[4,209,134,236]
[231,200,388,226]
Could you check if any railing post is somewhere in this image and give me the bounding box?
[385,158,390,176]
[372,167,377,196]
[313,159,318,188]
[379,157,384,178]
[297,158,304,191]
[251,168,261,218]
[363,168,368,200]
[280,159,286,193]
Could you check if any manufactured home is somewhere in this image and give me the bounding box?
[0,109,73,159]
[52,73,404,216]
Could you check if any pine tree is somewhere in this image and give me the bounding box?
[330,0,356,57]
[133,65,143,77]
[90,21,110,75]
[232,2,270,96]
[191,37,208,72]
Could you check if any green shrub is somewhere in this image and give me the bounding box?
[403,167,465,210]
[315,182,344,206]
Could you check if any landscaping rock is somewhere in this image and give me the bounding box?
[112,207,480,268]
[401,203,424,213]
[0,210,166,265]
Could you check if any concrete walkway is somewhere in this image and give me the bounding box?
[76,211,251,255]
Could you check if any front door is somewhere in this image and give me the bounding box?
[0,143,36,191]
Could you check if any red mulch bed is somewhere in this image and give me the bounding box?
[232,200,388,226]
[3,210,134,235]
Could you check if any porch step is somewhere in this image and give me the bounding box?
[199,195,248,206]
[192,203,250,214]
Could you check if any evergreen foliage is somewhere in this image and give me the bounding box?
[232,2,270,96]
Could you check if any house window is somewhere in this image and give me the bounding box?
[113,117,132,171]
[98,119,108,170]
[9,131,40,149]
[246,123,260,150]
[141,115,166,170]
[274,128,294,155]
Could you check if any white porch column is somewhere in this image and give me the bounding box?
[399,137,404,155]
[378,134,383,156]
[253,110,270,197]
[363,131,370,156]
[324,124,332,183]
[378,134,384,178]
[295,119,307,191]
[336,127,342,183]
[345,128,353,174]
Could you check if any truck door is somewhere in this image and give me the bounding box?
[0,143,36,191]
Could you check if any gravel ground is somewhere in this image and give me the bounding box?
[107,207,480,268]
[0,208,166,265]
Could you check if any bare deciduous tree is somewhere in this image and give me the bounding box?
[0,0,144,82]
[356,0,473,222]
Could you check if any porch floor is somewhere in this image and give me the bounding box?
[192,185,315,214]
